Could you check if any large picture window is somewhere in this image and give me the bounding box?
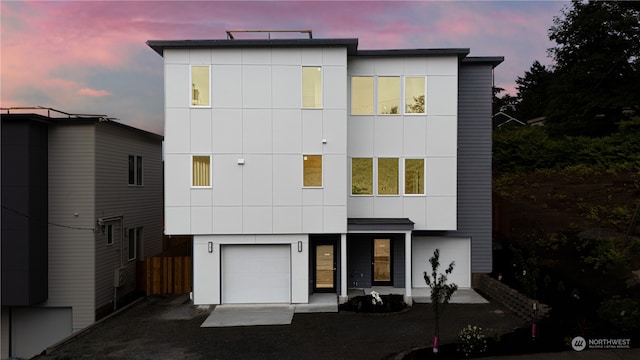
[404,158,425,195]
[302,66,322,108]
[351,158,373,195]
[191,66,210,106]
[192,155,211,187]
[405,77,425,114]
[377,77,400,115]
[303,155,322,187]
[378,158,399,195]
[351,76,374,115]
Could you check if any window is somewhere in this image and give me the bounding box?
[191,66,210,106]
[303,155,322,187]
[351,158,373,195]
[405,77,425,114]
[404,159,425,195]
[377,158,399,195]
[128,155,143,186]
[128,227,139,261]
[192,155,211,187]
[106,224,114,246]
[302,66,322,108]
[351,76,374,115]
[377,77,400,115]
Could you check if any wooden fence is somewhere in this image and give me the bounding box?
[145,256,192,296]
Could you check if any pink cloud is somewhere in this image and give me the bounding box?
[77,88,112,97]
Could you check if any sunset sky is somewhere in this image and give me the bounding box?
[1,0,569,135]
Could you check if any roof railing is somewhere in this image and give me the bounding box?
[226,29,313,40]
[0,106,118,121]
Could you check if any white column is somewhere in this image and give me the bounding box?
[340,233,348,303]
[404,231,413,305]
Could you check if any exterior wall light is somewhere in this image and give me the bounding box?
[298,241,303,252]
[208,242,213,253]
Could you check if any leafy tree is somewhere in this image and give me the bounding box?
[545,0,640,137]
[493,86,518,116]
[424,249,458,354]
[515,61,553,121]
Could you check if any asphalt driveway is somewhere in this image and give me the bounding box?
[37,294,524,360]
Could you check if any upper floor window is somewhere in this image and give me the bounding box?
[191,66,210,107]
[302,67,322,108]
[351,157,373,195]
[192,155,211,187]
[351,76,374,115]
[405,77,426,114]
[377,158,399,195]
[377,77,400,115]
[404,158,425,195]
[303,155,322,187]
[128,155,143,186]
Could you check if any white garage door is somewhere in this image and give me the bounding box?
[412,237,471,288]
[222,245,291,303]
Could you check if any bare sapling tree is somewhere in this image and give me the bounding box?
[424,248,458,354]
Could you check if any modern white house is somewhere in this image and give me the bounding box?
[1,108,164,359]
[147,32,502,306]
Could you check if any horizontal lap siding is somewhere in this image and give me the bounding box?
[458,64,493,273]
[47,124,96,330]
[95,124,163,313]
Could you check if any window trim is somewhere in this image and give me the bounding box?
[377,76,401,116]
[190,65,211,108]
[350,76,374,115]
[127,227,138,262]
[302,66,323,109]
[377,157,400,196]
[128,155,143,186]
[106,224,114,246]
[403,158,426,196]
[302,154,323,188]
[404,76,426,115]
[351,157,373,196]
[191,154,212,188]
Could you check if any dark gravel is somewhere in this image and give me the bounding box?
[36,295,525,360]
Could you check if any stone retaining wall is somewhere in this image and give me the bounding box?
[477,274,550,320]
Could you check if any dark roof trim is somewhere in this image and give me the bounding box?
[462,56,504,68]
[354,48,470,60]
[348,218,414,231]
[1,113,163,141]
[146,38,360,56]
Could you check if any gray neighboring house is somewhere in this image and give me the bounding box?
[148,34,502,306]
[1,108,163,359]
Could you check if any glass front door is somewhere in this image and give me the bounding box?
[314,244,335,291]
[373,238,392,285]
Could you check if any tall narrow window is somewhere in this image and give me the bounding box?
[405,77,426,114]
[192,155,211,187]
[303,155,322,187]
[128,228,137,261]
[136,227,144,260]
[351,158,373,195]
[351,76,374,115]
[405,159,425,195]
[191,66,210,106]
[128,155,143,186]
[378,158,399,195]
[106,224,114,246]
[377,77,400,115]
[302,66,322,108]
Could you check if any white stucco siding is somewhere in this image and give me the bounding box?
[346,56,458,230]
[163,47,348,236]
[411,236,471,288]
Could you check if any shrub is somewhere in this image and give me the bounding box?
[457,325,487,357]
